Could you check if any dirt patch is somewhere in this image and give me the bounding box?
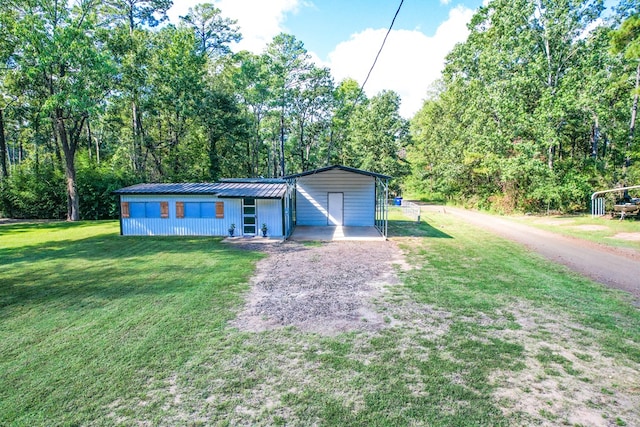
[230,241,404,335]
[611,232,640,241]
[490,302,640,426]
[533,219,575,226]
[569,224,610,231]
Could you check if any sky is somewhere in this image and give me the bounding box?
[166,0,487,118]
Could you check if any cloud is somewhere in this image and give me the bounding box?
[167,0,302,53]
[327,6,474,118]
[214,0,302,53]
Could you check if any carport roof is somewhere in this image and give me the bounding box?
[113,180,288,199]
[284,165,392,180]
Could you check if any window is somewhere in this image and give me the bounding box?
[176,202,184,219]
[215,202,224,218]
[201,203,215,218]
[182,202,217,218]
[128,202,166,218]
[184,202,200,218]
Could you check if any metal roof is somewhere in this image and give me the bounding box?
[113,181,287,199]
[283,165,392,180]
[213,182,287,199]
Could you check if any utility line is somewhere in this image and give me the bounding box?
[354,0,404,105]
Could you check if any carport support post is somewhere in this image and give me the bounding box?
[385,178,388,237]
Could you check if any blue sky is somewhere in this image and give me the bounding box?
[282,0,485,60]
[167,0,486,117]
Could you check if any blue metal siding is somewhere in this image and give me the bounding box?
[120,195,242,236]
[256,199,284,237]
[296,169,375,226]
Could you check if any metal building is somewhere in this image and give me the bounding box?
[113,165,390,238]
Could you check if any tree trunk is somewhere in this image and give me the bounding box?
[55,109,82,221]
[279,111,285,176]
[0,108,8,178]
[87,117,92,161]
[132,100,143,172]
[591,116,599,159]
[625,60,640,177]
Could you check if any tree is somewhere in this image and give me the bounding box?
[104,0,172,176]
[180,3,241,57]
[611,13,640,179]
[8,0,115,220]
[329,78,365,165]
[408,0,621,212]
[233,51,273,177]
[104,0,172,32]
[0,6,18,180]
[348,90,409,185]
[289,66,334,172]
[265,34,312,176]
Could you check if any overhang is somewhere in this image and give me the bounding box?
[283,165,392,180]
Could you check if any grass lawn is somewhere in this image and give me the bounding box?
[1,218,639,426]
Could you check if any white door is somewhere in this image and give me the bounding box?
[327,193,343,225]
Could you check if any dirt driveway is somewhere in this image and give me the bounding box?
[434,206,640,302]
[230,241,406,335]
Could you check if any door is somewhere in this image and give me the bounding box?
[327,192,343,225]
[242,198,256,235]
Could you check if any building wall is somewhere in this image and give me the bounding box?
[119,194,284,236]
[257,199,283,237]
[295,169,375,226]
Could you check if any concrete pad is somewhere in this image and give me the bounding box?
[289,226,385,242]
[223,236,284,244]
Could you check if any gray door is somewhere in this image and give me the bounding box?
[327,192,343,225]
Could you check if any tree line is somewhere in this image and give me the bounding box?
[1,0,639,220]
[407,0,640,213]
[0,0,409,220]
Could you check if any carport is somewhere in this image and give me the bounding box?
[284,165,390,238]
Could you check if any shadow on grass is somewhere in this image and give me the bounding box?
[0,220,98,236]
[0,230,262,312]
[388,219,453,238]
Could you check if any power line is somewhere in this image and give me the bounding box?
[358,0,404,98]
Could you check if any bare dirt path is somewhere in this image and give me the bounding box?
[230,240,405,335]
[425,206,640,301]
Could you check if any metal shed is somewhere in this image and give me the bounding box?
[113,179,295,237]
[284,165,391,238]
[113,166,389,239]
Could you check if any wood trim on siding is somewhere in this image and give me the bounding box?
[215,201,224,218]
[176,202,184,219]
[160,201,169,218]
[121,202,130,218]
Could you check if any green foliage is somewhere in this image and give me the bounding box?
[0,160,66,219]
[0,3,415,218]
[407,0,639,213]
[76,155,137,220]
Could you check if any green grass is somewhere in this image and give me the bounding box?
[1,218,639,426]
[511,213,640,251]
[0,221,263,426]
